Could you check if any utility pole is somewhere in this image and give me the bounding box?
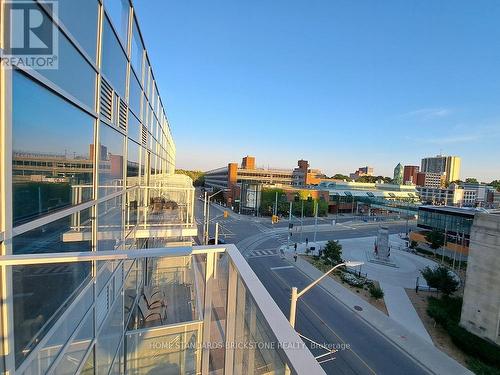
[287,201,292,249]
[203,191,208,245]
[299,199,304,243]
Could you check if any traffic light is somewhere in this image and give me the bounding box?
[223,210,229,218]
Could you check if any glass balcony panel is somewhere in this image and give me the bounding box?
[125,327,200,375]
[231,274,287,374]
[12,262,91,368]
[11,208,92,367]
[95,295,124,375]
[51,309,94,375]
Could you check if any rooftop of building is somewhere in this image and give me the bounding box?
[418,205,490,216]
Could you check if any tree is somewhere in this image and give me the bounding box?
[490,180,500,192]
[421,265,459,295]
[369,284,384,299]
[175,169,205,186]
[465,178,478,184]
[322,240,343,265]
[332,173,350,180]
[425,230,444,250]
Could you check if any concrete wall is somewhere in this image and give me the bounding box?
[460,213,500,345]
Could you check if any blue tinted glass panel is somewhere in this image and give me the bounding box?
[36,26,96,109]
[101,17,127,98]
[104,0,129,46]
[12,71,94,227]
[129,72,142,119]
[128,111,140,144]
[127,140,140,185]
[131,19,144,80]
[98,122,125,197]
[58,0,98,62]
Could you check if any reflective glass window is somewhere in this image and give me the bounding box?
[36,24,96,109]
[12,71,94,227]
[58,0,99,62]
[131,18,144,81]
[128,111,141,144]
[97,195,124,252]
[104,0,129,46]
[127,140,140,185]
[129,71,142,118]
[98,122,125,197]
[101,16,127,98]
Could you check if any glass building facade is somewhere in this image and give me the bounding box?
[417,206,475,238]
[0,1,322,374]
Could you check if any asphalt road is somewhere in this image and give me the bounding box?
[195,198,428,374]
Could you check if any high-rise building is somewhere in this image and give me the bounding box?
[349,166,374,180]
[0,3,318,374]
[403,165,419,185]
[393,163,404,185]
[421,155,461,185]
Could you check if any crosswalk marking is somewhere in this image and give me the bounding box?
[248,249,278,258]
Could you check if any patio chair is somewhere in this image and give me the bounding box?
[138,296,164,324]
[143,286,166,309]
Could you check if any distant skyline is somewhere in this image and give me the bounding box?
[135,0,500,182]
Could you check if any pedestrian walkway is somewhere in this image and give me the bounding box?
[380,282,432,343]
[287,255,472,375]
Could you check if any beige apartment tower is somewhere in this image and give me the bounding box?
[421,155,461,185]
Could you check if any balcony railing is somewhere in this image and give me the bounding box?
[0,245,325,374]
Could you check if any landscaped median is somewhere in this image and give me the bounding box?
[301,240,388,314]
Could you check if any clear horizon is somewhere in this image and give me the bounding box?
[135,0,500,182]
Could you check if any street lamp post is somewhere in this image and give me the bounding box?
[205,190,224,245]
[313,200,318,245]
[289,260,364,328]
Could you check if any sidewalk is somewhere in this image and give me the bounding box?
[286,254,472,375]
[380,282,432,343]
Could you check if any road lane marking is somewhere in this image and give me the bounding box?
[270,268,378,375]
[270,266,294,270]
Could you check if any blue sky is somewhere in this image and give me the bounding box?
[135,0,500,182]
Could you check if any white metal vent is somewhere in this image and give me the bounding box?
[100,78,113,122]
[141,125,148,146]
[118,99,128,132]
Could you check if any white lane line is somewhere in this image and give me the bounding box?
[270,266,294,271]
